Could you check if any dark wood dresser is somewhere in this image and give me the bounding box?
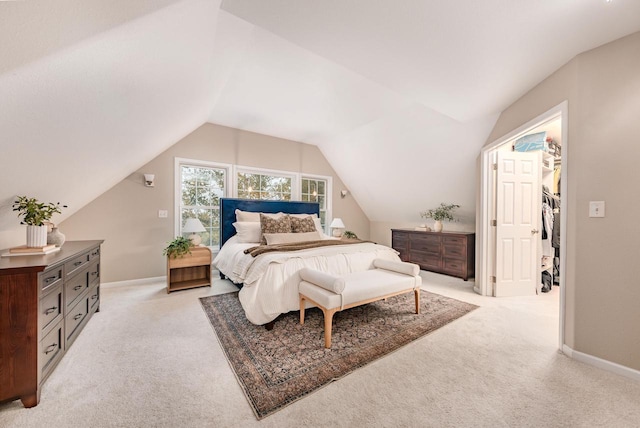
[0,240,103,408]
[391,229,475,280]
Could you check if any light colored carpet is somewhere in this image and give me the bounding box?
[1,272,639,427]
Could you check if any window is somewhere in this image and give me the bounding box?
[178,162,227,247]
[237,170,293,201]
[302,177,328,229]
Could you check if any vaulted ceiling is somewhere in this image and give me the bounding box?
[2,0,640,238]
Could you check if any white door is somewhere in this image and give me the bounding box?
[494,151,540,297]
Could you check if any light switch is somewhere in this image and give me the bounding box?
[589,201,605,218]
[158,210,168,218]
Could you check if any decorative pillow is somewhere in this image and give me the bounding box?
[290,215,317,233]
[263,231,322,245]
[235,209,261,222]
[313,217,324,234]
[232,222,262,243]
[259,213,291,244]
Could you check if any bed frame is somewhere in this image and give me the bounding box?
[219,198,320,248]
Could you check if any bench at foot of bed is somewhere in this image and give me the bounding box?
[298,259,422,348]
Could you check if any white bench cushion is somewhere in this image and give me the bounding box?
[299,267,421,311]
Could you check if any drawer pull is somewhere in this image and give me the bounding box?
[91,250,99,256]
[73,313,83,321]
[91,271,98,276]
[44,306,58,315]
[45,275,58,283]
[91,295,98,300]
[73,285,83,291]
[44,344,58,355]
[73,261,83,267]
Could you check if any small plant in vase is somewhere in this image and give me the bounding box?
[12,196,67,247]
[420,203,460,232]
[163,236,192,259]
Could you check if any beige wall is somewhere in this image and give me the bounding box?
[484,31,640,371]
[60,123,369,283]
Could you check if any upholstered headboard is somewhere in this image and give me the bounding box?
[220,198,320,248]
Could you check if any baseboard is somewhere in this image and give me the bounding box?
[562,344,640,382]
[102,276,166,288]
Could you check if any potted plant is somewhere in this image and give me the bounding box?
[12,196,67,247]
[420,203,460,232]
[343,230,358,239]
[163,236,192,259]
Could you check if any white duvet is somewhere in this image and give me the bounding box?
[212,236,401,325]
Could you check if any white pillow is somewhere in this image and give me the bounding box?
[232,222,261,243]
[263,231,322,245]
[235,209,260,222]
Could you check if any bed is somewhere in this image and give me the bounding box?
[212,198,402,325]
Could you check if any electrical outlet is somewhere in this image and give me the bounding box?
[589,201,605,218]
[158,210,168,218]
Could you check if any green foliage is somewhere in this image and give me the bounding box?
[343,230,358,239]
[163,236,192,258]
[12,196,67,226]
[420,203,460,222]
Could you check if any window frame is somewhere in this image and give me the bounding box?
[301,173,333,233]
[174,157,232,248]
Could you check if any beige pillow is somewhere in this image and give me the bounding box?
[259,213,292,244]
[232,222,261,243]
[263,231,322,245]
[235,209,260,222]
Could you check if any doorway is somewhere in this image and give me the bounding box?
[477,101,568,349]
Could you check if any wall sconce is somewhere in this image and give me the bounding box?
[144,174,155,187]
[340,190,348,198]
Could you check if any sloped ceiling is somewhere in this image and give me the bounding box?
[2,0,640,244]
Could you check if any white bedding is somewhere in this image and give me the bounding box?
[212,236,401,325]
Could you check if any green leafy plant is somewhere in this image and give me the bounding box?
[12,196,67,226]
[343,230,358,239]
[420,203,460,222]
[163,236,192,258]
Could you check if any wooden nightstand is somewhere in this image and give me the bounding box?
[166,246,212,293]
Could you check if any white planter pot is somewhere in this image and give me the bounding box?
[26,225,48,247]
[433,220,443,233]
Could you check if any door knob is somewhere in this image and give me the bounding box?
[531,229,539,235]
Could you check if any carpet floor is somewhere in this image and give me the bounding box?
[200,291,477,419]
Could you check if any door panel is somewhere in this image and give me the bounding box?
[495,151,540,296]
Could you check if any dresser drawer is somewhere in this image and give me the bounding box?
[442,235,466,246]
[89,284,100,312]
[40,266,63,294]
[410,233,440,245]
[392,231,408,247]
[443,244,466,260]
[65,252,90,278]
[65,297,89,346]
[88,261,100,286]
[410,239,440,255]
[88,246,101,261]
[65,269,89,309]
[39,321,63,380]
[40,284,63,333]
[410,251,441,270]
[442,258,465,276]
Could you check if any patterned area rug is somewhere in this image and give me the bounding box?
[199,290,478,419]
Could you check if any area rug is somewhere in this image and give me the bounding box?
[199,290,477,419]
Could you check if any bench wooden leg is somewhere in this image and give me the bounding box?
[300,295,306,325]
[414,288,420,314]
[323,307,338,349]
